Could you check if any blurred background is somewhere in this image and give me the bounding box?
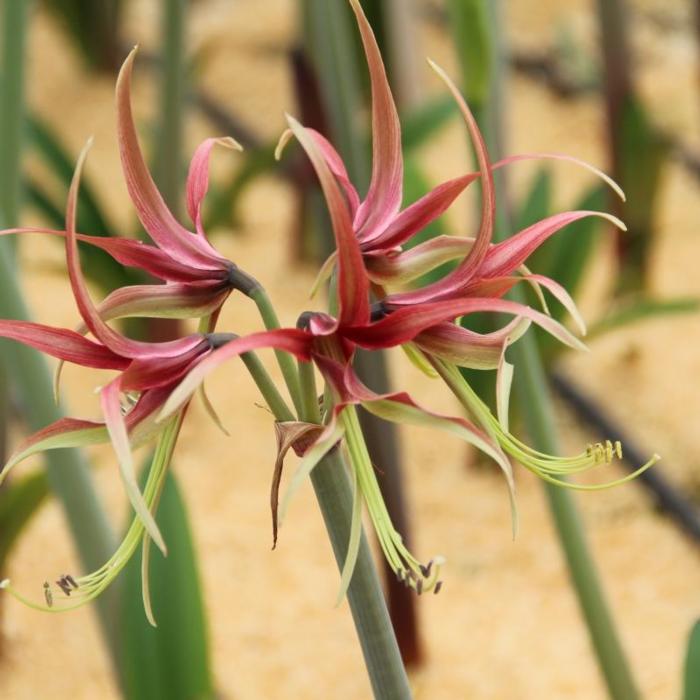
[0,0,699,698]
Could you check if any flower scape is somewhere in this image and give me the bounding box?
[0,0,657,623]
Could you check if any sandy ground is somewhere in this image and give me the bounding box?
[1,1,699,698]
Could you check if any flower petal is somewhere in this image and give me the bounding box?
[364,173,479,250]
[305,129,361,216]
[116,48,221,269]
[158,329,313,421]
[186,136,242,238]
[287,116,370,326]
[480,210,626,279]
[385,60,495,304]
[0,320,128,369]
[365,235,473,285]
[271,421,323,548]
[65,142,206,361]
[0,227,207,282]
[350,0,403,239]
[414,318,531,370]
[348,298,587,351]
[101,377,167,554]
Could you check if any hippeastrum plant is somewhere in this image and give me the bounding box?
[0,1,658,682]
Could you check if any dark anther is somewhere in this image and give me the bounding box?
[55,577,72,597]
[207,332,238,349]
[296,311,316,330]
[43,582,53,608]
[434,581,443,595]
[416,579,423,596]
[370,300,389,322]
[65,575,79,590]
[419,561,433,578]
[226,263,261,296]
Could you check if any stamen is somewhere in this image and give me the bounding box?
[43,582,53,608]
[434,581,443,595]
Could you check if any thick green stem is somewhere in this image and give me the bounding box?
[512,334,640,700]
[249,286,303,416]
[296,360,412,699]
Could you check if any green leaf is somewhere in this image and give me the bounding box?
[684,620,700,700]
[587,297,700,340]
[121,467,215,700]
[0,472,49,569]
[400,96,457,153]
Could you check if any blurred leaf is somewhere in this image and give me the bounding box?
[400,96,457,153]
[587,297,699,340]
[25,115,143,293]
[0,472,49,568]
[121,467,214,700]
[42,0,122,71]
[683,620,700,700]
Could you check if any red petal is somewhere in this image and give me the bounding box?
[65,141,205,361]
[159,328,313,420]
[0,320,128,369]
[121,342,210,391]
[116,48,223,270]
[350,0,403,240]
[346,298,586,351]
[306,129,361,217]
[186,136,242,239]
[364,173,479,250]
[385,62,495,304]
[287,117,370,326]
[480,210,624,279]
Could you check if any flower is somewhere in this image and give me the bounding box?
[0,141,237,619]
[3,47,257,326]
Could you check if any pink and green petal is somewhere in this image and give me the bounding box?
[186,136,242,239]
[349,0,403,239]
[364,173,479,250]
[348,297,586,351]
[286,116,370,326]
[101,377,167,554]
[480,210,625,279]
[0,320,128,369]
[116,48,222,269]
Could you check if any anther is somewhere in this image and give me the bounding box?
[420,561,433,578]
[56,576,72,597]
[415,579,423,596]
[65,575,79,590]
[43,582,53,608]
[433,581,443,595]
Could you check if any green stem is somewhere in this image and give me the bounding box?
[512,333,640,700]
[240,352,295,423]
[248,286,303,416]
[153,0,186,216]
[297,360,412,699]
[0,246,123,672]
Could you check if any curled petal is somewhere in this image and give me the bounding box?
[158,329,313,421]
[116,48,221,269]
[481,210,626,279]
[414,318,531,370]
[120,343,211,392]
[364,173,479,250]
[387,60,495,304]
[348,298,586,351]
[271,421,323,548]
[365,235,473,285]
[0,320,128,369]
[65,142,206,361]
[186,137,242,238]
[286,116,370,326]
[0,227,208,283]
[305,129,361,216]
[101,377,166,554]
[350,0,403,239]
